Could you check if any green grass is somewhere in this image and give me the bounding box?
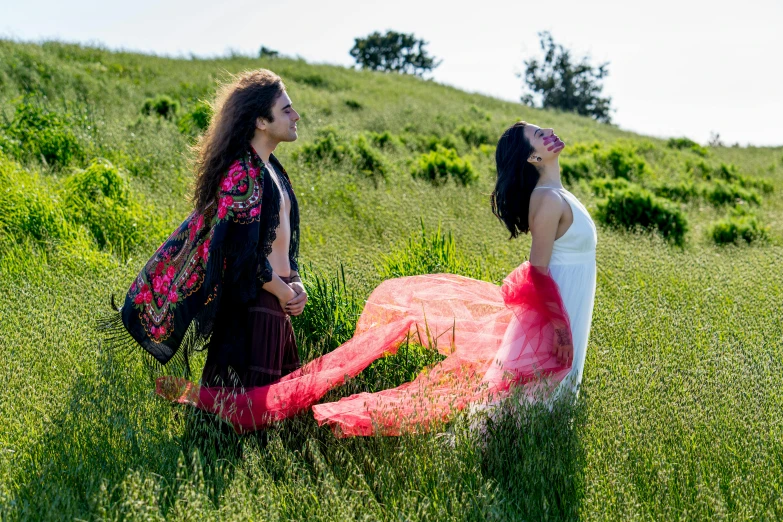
[0,39,782,520]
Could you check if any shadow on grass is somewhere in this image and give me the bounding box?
[7,350,243,520]
[479,390,588,521]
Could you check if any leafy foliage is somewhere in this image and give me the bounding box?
[350,30,441,76]
[596,142,650,180]
[61,159,150,252]
[1,101,83,168]
[141,95,179,119]
[178,100,212,135]
[0,152,70,244]
[709,206,769,245]
[411,145,477,186]
[258,46,279,58]
[352,134,387,179]
[651,180,699,202]
[520,31,612,123]
[667,137,709,157]
[457,124,492,148]
[596,185,689,245]
[702,180,760,206]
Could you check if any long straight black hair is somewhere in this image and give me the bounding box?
[491,121,541,239]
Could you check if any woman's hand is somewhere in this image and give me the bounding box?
[285,282,308,316]
[553,326,573,366]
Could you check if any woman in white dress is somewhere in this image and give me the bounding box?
[490,121,597,395]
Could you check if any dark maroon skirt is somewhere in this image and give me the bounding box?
[201,276,300,388]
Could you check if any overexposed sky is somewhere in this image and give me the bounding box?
[2,0,782,146]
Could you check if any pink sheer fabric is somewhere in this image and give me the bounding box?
[155,262,571,436]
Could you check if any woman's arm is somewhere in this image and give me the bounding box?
[528,190,573,365]
[528,190,563,270]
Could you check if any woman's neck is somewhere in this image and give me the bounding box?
[536,159,562,187]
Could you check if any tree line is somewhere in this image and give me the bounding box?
[261,30,613,123]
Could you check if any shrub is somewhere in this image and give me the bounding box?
[2,102,83,168]
[0,153,70,244]
[595,143,650,180]
[469,104,492,121]
[561,156,598,184]
[689,161,773,195]
[411,145,477,186]
[738,175,774,194]
[401,133,460,153]
[291,73,330,89]
[366,131,398,150]
[709,208,768,245]
[667,137,708,157]
[61,160,148,252]
[141,95,179,119]
[702,180,760,206]
[344,99,362,110]
[457,124,492,148]
[298,127,355,165]
[177,100,212,135]
[589,177,632,197]
[353,135,387,179]
[596,186,688,245]
[651,180,699,202]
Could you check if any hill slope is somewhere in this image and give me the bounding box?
[0,40,782,520]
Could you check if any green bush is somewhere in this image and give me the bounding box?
[596,186,688,245]
[589,177,632,197]
[401,133,460,153]
[366,130,398,150]
[667,137,708,157]
[141,95,179,119]
[689,161,773,195]
[61,160,148,252]
[457,124,492,147]
[738,175,774,194]
[177,100,212,135]
[709,207,768,245]
[344,99,362,110]
[651,180,699,202]
[702,180,760,206]
[411,145,477,186]
[0,153,70,244]
[2,102,83,168]
[561,156,598,183]
[596,143,650,180]
[353,135,387,179]
[298,127,355,165]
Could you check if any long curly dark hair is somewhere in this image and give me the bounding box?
[490,121,542,238]
[192,69,285,212]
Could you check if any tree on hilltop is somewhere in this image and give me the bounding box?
[520,31,613,123]
[350,30,441,77]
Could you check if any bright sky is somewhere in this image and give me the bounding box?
[3,0,782,146]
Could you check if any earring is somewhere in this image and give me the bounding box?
[536,157,542,162]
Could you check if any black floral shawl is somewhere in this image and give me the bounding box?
[102,148,298,372]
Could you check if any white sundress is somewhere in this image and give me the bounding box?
[502,186,598,394]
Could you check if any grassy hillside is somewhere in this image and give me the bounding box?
[0,40,782,520]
